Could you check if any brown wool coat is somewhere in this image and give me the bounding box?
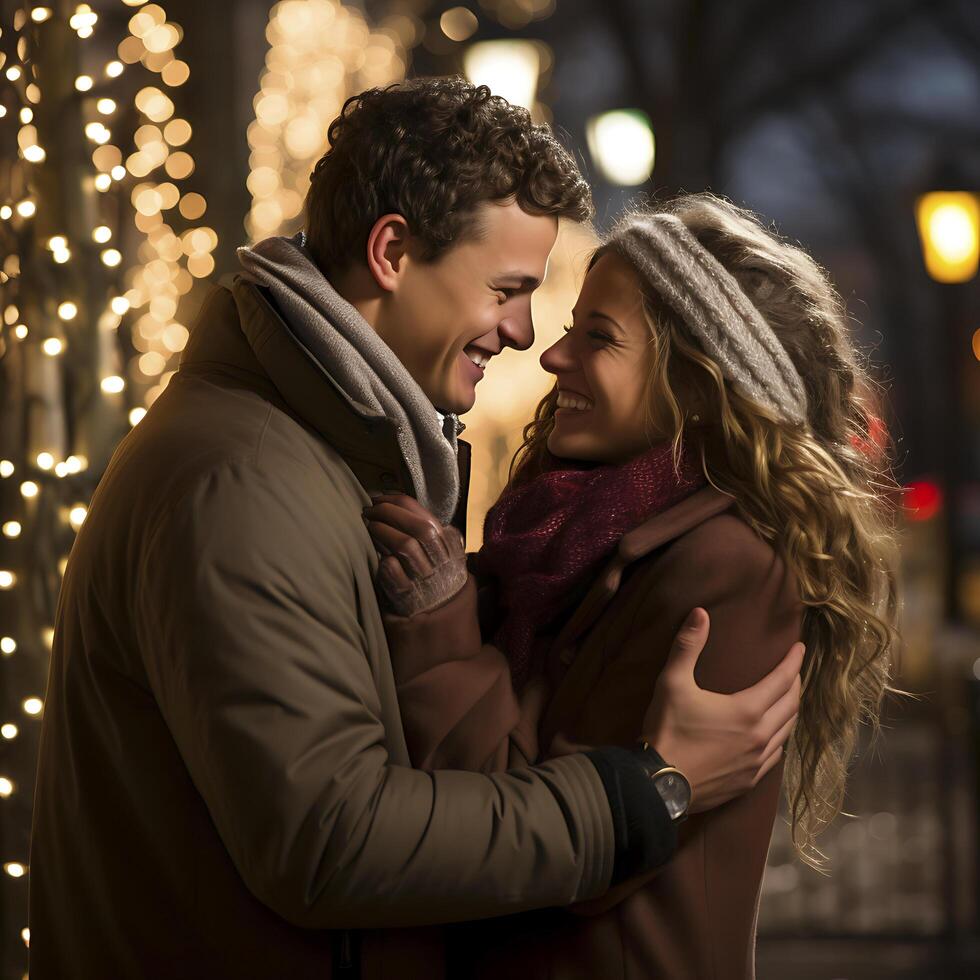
[27,278,620,980]
[384,485,804,980]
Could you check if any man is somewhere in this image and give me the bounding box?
[29,78,802,978]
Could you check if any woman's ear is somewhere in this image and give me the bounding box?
[365,213,411,292]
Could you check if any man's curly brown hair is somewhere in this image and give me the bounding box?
[304,76,594,276]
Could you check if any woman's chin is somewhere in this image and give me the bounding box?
[546,430,596,462]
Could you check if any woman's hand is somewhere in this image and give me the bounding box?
[362,493,468,617]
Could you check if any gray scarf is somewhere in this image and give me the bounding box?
[237,233,461,525]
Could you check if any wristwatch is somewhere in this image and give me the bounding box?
[638,740,692,823]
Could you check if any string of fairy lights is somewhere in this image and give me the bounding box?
[246,0,406,242]
[0,0,212,962]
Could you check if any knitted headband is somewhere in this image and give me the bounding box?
[610,213,808,425]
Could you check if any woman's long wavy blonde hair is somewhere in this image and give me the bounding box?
[509,192,905,870]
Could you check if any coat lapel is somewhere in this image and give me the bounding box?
[550,485,735,662]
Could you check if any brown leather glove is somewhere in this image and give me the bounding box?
[362,493,468,617]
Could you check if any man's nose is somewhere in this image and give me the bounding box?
[540,331,576,374]
[497,313,534,352]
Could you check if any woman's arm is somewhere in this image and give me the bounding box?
[378,575,544,771]
[363,493,540,772]
[564,514,803,916]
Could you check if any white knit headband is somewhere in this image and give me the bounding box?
[611,213,808,425]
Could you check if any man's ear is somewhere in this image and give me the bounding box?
[365,213,411,292]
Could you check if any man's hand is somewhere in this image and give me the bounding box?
[362,493,468,617]
[642,607,803,814]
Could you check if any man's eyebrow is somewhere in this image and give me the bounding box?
[494,272,542,289]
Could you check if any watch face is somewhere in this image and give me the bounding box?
[654,770,692,820]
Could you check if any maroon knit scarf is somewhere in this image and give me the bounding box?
[479,441,705,688]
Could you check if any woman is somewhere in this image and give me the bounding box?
[363,193,900,979]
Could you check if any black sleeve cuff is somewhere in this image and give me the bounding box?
[584,746,678,886]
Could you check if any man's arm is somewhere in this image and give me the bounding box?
[134,458,674,930]
[364,492,802,812]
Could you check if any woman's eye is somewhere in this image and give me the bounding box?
[587,330,613,344]
[562,323,573,334]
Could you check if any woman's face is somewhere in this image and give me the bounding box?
[540,251,664,464]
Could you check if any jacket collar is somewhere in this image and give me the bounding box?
[179,277,472,533]
[550,485,736,658]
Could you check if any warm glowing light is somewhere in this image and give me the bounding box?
[48,236,67,251]
[58,302,78,321]
[111,296,131,315]
[31,7,53,23]
[1,725,17,740]
[111,164,126,181]
[66,455,86,473]
[0,461,13,478]
[42,338,64,356]
[0,777,12,795]
[129,407,147,426]
[586,109,656,186]
[161,59,190,87]
[69,505,88,529]
[36,452,54,470]
[2,522,20,538]
[0,571,14,589]
[97,98,117,115]
[973,327,980,362]
[106,60,124,78]
[4,863,25,878]
[20,481,39,499]
[0,637,15,654]
[14,325,27,339]
[93,225,112,243]
[101,248,122,267]
[441,6,478,41]
[101,375,125,394]
[23,698,43,716]
[85,122,111,144]
[24,145,46,163]
[464,40,540,110]
[75,74,94,92]
[16,200,37,218]
[94,173,112,191]
[915,191,980,283]
[70,3,99,36]
[178,192,206,220]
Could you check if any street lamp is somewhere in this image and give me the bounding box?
[914,186,980,624]
[915,191,980,283]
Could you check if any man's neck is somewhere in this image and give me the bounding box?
[330,263,383,331]
[330,261,453,430]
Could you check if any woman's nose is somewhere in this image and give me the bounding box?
[540,331,577,374]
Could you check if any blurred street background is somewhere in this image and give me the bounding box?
[2,1,980,977]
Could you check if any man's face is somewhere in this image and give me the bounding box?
[374,200,559,415]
